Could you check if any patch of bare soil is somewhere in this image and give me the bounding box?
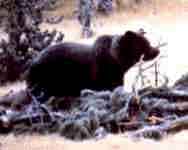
[1,0,188,149]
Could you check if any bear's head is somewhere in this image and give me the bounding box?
[117,30,160,66]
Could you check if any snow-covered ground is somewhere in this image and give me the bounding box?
[1,1,188,149]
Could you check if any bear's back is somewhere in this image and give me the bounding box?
[33,42,94,65]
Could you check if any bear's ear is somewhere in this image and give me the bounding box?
[138,28,146,35]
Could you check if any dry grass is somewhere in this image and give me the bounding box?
[1,0,188,149]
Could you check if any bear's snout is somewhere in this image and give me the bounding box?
[143,47,160,61]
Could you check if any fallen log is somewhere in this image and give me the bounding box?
[130,115,188,140]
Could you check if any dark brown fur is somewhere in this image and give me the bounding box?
[26,30,159,97]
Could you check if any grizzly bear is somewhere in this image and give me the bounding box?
[26,30,159,98]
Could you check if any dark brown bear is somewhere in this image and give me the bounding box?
[26,30,159,98]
